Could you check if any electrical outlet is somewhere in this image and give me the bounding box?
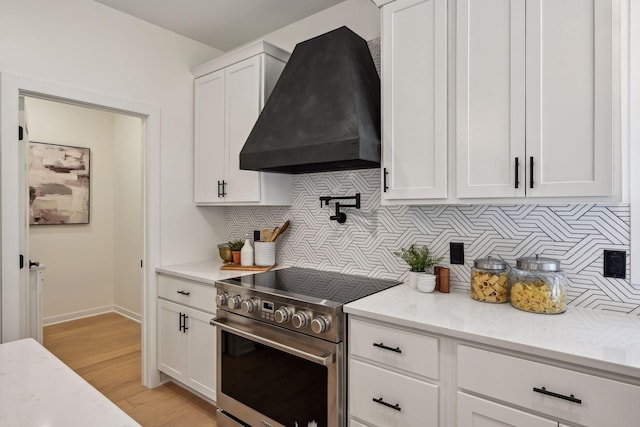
[450,242,464,265]
[603,250,626,279]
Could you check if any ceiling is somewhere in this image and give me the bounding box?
[93,0,345,52]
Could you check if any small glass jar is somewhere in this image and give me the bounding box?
[471,256,509,303]
[510,255,567,314]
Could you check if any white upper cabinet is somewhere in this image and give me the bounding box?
[456,0,526,198]
[381,0,448,201]
[456,0,614,200]
[525,0,613,197]
[193,41,292,206]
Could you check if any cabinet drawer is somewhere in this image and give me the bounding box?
[350,317,438,380]
[350,359,438,426]
[457,345,640,427]
[158,274,216,313]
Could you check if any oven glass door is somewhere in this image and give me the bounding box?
[220,328,329,427]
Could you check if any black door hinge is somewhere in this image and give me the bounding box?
[18,126,24,141]
[19,254,24,269]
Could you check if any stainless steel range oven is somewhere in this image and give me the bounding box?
[210,267,400,427]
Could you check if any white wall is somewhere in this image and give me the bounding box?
[113,114,143,318]
[259,0,380,51]
[0,0,227,268]
[26,98,117,320]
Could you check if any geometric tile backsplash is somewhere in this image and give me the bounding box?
[225,169,639,315]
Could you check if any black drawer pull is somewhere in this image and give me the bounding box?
[533,387,582,405]
[514,157,520,188]
[373,342,402,353]
[373,397,401,411]
[177,290,191,296]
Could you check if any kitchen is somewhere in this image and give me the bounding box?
[1,0,639,426]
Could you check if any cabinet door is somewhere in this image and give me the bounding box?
[381,0,447,200]
[194,70,225,204]
[457,392,557,427]
[185,307,216,400]
[158,299,187,380]
[224,55,262,203]
[525,0,613,197]
[456,0,526,198]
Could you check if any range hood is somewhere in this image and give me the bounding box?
[239,26,381,174]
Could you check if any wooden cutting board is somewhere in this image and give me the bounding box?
[220,263,276,272]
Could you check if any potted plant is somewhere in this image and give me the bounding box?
[394,244,443,292]
[228,239,244,265]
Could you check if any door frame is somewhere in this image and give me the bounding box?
[0,72,162,388]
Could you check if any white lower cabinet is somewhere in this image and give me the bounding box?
[157,275,216,401]
[457,344,640,427]
[347,316,640,427]
[350,360,439,426]
[348,317,440,426]
[457,392,556,427]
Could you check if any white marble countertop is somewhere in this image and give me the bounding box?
[156,259,276,285]
[344,285,640,379]
[0,338,140,426]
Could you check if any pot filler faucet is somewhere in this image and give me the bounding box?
[319,193,361,224]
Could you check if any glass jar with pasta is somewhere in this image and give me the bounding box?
[510,255,567,314]
[471,256,509,303]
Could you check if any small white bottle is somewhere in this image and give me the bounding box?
[240,236,254,266]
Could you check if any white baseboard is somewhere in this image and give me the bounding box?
[43,305,142,326]
[114,305,142,323]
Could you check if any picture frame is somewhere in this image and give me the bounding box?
[29,141,91,225]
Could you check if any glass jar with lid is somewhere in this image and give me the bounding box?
[510,255,567,314]
[471,256,509,303]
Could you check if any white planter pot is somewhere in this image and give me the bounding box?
[416,273,437,293]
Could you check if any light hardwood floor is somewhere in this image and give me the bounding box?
[44,312,218,427]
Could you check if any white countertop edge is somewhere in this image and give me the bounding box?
[344,287,640,380]
[0,338,140,426]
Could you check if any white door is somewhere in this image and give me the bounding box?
[157,299,187,380]
[381,0,447,201]
[194,70,226,204]
[224,55,262,203]
[456,0,526,198]
[457,392,557,427]
[525,0,613,197]
[185,307,216,400]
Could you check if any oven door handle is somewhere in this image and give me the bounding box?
[210,317,335,367]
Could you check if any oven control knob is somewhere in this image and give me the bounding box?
[215,293,228,307]
[274,307,292,324]
[291,311,310,329]
[311,316,331,334]
[227,295,242,310]
[241,299,258,313]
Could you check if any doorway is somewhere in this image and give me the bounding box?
[0,72,162,388]
[25,96,143,325]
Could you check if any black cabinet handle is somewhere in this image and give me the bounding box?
[177,290,191,296]
[372,397,401,411]
[222,180,227,197]
[383,168,389,192]
[373,342,402,354]
[183,314,189,332]
[514,157,520,188]
[529,156,534,189]
[179,313,184,332]
[217,180,223,198]
[533,387,582,405]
